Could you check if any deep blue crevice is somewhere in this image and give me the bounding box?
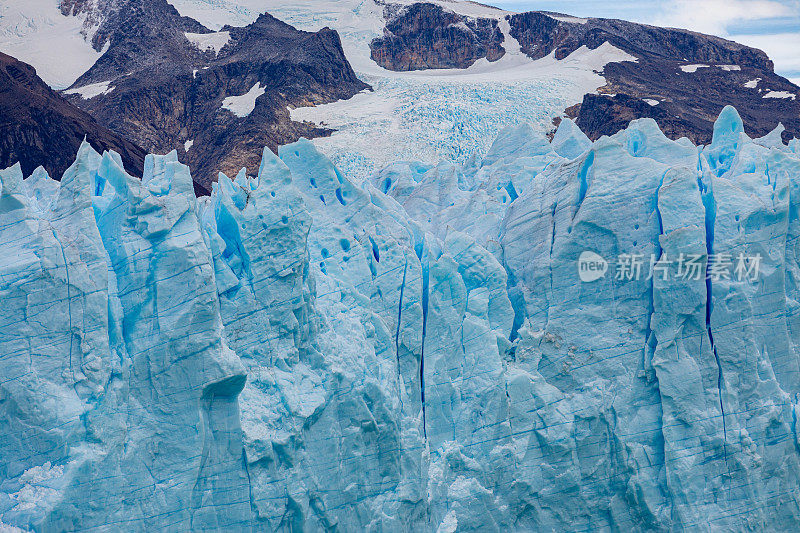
[395,259,408,375]
[503,180,519,203]
[417,236,430,441]
[335,187,346,206]
[699,174,728,462]
[574,150,595,219]
[369,236,380,262]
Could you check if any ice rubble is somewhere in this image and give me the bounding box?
[1,107,800,531]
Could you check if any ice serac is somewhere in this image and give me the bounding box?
[0,143,251,530]
[2,106,800,531]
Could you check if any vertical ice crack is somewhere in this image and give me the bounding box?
[645,172,666,359]
[242,448,257,521]
[573,150,595,221]
[395,258,408,378]
[543,201,557,339]
[699,176,728,463]
[415,237,430,441]
[50,227,75,382]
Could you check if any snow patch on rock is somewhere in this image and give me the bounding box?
[764,90,796,100]
[64,80,114,99]
[680,63,710,73]
[221,83,265,117]
[184,30,230,55]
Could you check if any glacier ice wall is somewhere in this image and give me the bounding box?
[1,107,800,531]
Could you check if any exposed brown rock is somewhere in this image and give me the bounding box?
[370,3,505,71]
[0,52,146,183]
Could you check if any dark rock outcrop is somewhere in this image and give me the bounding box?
[508,11,800,143]
[570,59,799,144]
[0,52,145,182]
[508,11,772,67]
[370,3,504,70]
[62,0,369,191]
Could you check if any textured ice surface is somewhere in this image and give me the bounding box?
[2,107,800,531]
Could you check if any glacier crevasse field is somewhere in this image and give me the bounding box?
[1,107,800,531]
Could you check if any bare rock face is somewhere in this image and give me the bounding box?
[370,3,505,71]
[0,52,145,182]
[507,11,772,65]
[506,11,800,144]
[62,0,369,191]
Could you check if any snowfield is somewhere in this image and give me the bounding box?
[64,80,115,99]
[222,82,266,117]
[0,0,107,89]
[184,30,231,55]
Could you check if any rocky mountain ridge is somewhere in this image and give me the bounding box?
[370,2,505,70]
[60,0,369,190]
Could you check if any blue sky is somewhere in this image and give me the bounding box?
[493,0,800,84]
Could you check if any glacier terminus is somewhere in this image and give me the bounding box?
[1,107,800,531]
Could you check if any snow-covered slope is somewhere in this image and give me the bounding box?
[290,26,635,182]
[2,107,800,530]
[0,0,106,89]
[166,0,637,180]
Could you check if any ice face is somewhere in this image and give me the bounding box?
[2,107,800,531]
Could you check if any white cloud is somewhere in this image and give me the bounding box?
[653,0,795,35]
[732,33,800,73]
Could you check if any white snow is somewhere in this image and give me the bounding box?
[0,0,107,89]
[547,14,589,24]
[64,81,114,99]
[680,64,710,73]
[184,30,230,55]
[763,90,796,100]
[0,521,27,533]
[290,19,637,179]
[222,83,265,117]
[8,462,64,514]
[184,139,194,151]
[717,64,741,71]
[643,98,660,106]
[745,78,761,88]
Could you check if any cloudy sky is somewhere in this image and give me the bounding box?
[493,0,800,84]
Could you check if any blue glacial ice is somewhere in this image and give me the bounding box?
[1,106,800,531]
